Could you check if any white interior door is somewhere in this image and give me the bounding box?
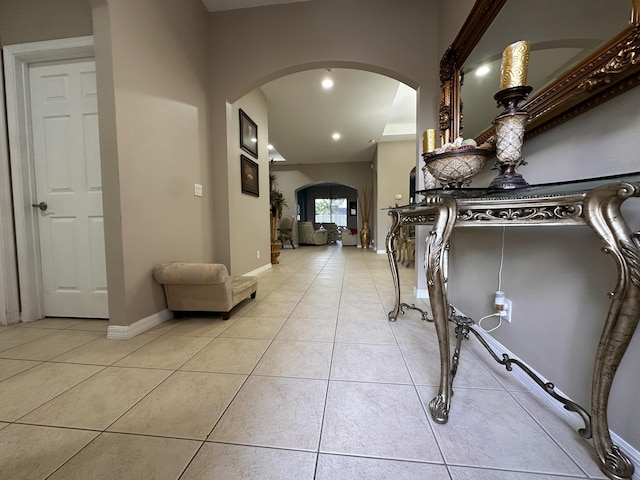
[29,59,108,318]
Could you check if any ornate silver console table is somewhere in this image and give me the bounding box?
[386,172,640,480]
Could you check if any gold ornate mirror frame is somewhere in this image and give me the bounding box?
[439,0,640,146]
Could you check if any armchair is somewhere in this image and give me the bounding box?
[279,215,296,248]
[298,222,328,245]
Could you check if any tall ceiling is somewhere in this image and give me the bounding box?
[202,0,417,165]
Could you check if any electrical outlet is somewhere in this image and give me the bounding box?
[257,250,260,259]
[499,299,513,323]
[194,183,203,197]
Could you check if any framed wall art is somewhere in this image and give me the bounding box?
[240,155,259,197]
[239,109,258,158]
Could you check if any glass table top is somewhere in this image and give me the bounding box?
[388,171,640,210]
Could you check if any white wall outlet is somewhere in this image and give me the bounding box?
[395,194,402,200]
[257,250,260,259]
[194,183,203,197]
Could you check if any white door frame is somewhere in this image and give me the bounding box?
[2,36,95,323]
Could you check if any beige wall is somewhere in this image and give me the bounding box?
[0,0,92,46]
[210,0,440,268]
[229,91,271,275]
[91,0,213,326]
[375,141,417,253]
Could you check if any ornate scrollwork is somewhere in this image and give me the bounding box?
[603,446,635,479]
[578,27,640,92]
[429,395,449,424]
[458,205,582,222]
[403,214,435,225]
[425,231,443,286]
[620,236,640,288]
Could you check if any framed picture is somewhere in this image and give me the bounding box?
[239,109,258,158]
[241,155,259,197]
[349,201,357,216]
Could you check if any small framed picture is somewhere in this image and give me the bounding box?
[241,155,259,197]
[239,109,258,158]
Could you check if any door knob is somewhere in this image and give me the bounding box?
[31,201,48,211]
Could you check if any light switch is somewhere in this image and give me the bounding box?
[194,183,203,197]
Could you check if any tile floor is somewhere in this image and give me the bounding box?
[0,245,611,479]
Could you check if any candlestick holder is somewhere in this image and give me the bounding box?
[489,85,533,189]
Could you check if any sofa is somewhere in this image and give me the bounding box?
[341,228,358,246]
[298,222,328,245]
[320,223,338,243]
[153,262,257,319]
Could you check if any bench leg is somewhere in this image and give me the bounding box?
[251,292,256,299]
[222,311,230,320]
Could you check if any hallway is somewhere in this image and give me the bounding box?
[0,246,606,479]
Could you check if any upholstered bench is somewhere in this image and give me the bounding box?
[153,263,257,320]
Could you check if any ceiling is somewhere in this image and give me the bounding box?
[202,0,417,165]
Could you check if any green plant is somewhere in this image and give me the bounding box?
[269,174,288,243]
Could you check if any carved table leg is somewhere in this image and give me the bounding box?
[425,195,458,423]
[386,210,402,321]
[386,210,430,322]
[583,182,639,480]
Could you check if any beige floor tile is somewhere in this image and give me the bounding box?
[18,317,86,329]
[0,330,104,361]
[66,319,110,332]
[276,316,337,342]
[254,339,333,379]
[321,381,442,463]
[0,327,58,352]
[290,301,339,319]
[145,318,182,334]
[164,316,235,336]
[316,454,450,480]
[448,466,588,480]
[219,315,287,339]
[48,432,200,480]
[109,371,245,439]
[335,316,397,344]
[260,289,306,303]
[338,301,388,320]
[52,334,158,365]
[209,375,326,450]
[20,366,172,430]
[0,358,40,381]
[0,424,98,480]
[400,341,504,389]
[182,442,317,480]
[331,343,412,384]
[242,301,298,318]
[114,334,212,369]
[181,337,270,374]
[419,387,584,475]
[512,391,608,478]
[0,362,103,421]
[389,314,439,345]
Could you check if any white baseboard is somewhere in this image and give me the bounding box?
[244,263,271,277]
[414,287,428,298]
[107,308,172,340]
[473,325,639,480]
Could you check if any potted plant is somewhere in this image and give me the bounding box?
[269,174,287,264]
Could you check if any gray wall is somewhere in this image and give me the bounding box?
[447,82,640,451]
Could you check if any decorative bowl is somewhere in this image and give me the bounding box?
[422,147,491,188]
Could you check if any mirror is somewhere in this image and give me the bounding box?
[439,0,640,145]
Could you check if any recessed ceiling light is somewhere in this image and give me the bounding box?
[475,65,490,77]
[322,78,334,89]
[332,133,341,140]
